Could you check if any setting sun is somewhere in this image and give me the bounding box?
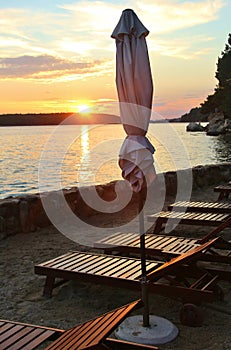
[77,104,91,114]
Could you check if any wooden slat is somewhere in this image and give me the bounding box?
[36,252,157,282]
[150,236,177,250]
[42,252,79,267]
[201,275,219,291]
[145,235,166,246]
[45,300,142,350]
[94,258,138,277]
[97,232,138,247]
[169,200,231,213]
[9,329,53,350]
[0,321,60,350]
[214,185,231,191]
[71,255,121,274]
[49,253,98,270]
[95,233,200,258]
[147,210,230,224]
[146,238,219,281]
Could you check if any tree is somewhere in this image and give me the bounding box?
[201,33,231,118]
[216,35,231,88]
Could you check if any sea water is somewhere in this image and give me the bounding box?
[0,123,230,199]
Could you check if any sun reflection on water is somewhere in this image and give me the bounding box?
[0,123,230,198]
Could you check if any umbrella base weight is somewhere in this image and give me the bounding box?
[115,315,178,345]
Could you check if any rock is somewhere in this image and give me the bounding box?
[207,112,224,123]
[186,122,205,132]
[19,200,29,233]
[0,216,6,239]
[207,124,225,136]
[206,112,231,136]
[164,171,177,196]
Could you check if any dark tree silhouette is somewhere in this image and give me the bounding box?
[201,33,231,118]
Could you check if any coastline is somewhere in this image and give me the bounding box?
[1,163,231,240]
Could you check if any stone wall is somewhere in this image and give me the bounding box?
[163,162,231,195]
[0,163,230,239]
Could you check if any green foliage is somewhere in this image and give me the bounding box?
[201,34,231,118]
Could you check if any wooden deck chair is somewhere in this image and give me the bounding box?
[94,217,231,264]
[168,200,231,214]
[0,300,158,350]
[147,210,230,234]
[35,238,228,306]
[214,184,231,201]
[0,319,64,350]
[45,299,158,350]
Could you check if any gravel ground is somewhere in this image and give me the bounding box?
[1,185,231,349]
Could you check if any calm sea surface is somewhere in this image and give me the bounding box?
[0,123,231,199]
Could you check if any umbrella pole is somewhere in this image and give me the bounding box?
[139,191,150,328]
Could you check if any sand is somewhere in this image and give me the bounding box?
[1,184,231,350]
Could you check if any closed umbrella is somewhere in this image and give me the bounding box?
[111,8,156,327]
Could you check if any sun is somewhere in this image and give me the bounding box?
[77,104,91,114]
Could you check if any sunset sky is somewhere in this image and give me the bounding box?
[0,0,230,119]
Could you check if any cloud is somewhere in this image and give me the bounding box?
[0,0,226,76]
[137,0,224,33]
[149,35,215,59]
[59,0,224,33]
[56,0,226,60]
[153,90,211,118]
[0,54,110,81]
[0,0,224,59]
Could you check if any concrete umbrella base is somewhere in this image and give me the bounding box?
[115,315,179,345]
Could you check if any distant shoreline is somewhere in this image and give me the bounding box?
[0,112,121,126]
[0,112,186,126]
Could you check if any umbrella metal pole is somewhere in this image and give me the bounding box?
[139,192,150,328]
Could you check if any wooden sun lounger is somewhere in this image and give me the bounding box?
[94,213,231,264]
[214,184,231,200]
[94,227,231,264]
[35,238,227,305]
[168,200,231,214]
[45,299,158,350]
[0,300,158,350]
[0,319,64,350]
[147,210,230,234]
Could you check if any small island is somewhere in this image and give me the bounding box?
[0,112,121,126]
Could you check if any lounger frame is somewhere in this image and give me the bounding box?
[214,185,231,200]
[0,300,158,350]
[35,239,225,305]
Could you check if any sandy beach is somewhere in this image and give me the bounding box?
[1,184,231,350]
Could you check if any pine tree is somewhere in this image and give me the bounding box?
[201,34,231,118]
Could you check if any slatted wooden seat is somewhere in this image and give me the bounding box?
[214,185,231,200]
[35,252,159,297]
[147,210,230,234]
[1,301,159,350]
[146,238,217,280]
[35,238,229,305]
[94,228,231,264]
[45,299,158,350]
[95,231,198,257]
[0,320,64,350]
[168,200,231,214]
